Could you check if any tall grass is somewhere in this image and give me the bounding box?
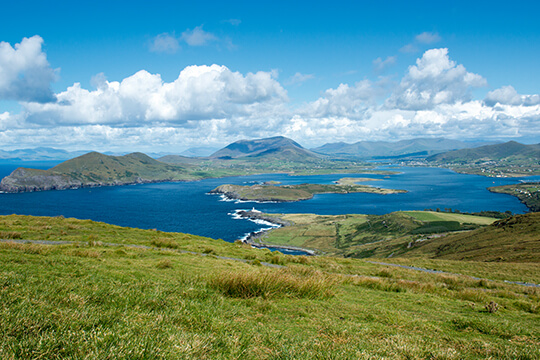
[208,268,338,299]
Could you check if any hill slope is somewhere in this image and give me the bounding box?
[426,141,540,176]
[0,152,193,193]
[1,214,539,358]
[427,141,540,163]
[312,138,490,158]
[210,136,321,161]
[403,212,540,262]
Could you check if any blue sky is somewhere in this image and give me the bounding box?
[0,0,539,151]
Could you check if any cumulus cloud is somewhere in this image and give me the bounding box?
[386,48,487,110]
[373,55,397,72]
[2,42,539,151]
[0,35,56,103]
[149,33,180,53]
[484,85,540,107]
[299,79,390,121]
[23,65,288,127]
[181,26,217,46]
[281,48,539,147]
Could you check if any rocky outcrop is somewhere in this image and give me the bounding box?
[0,167,171,193]
[0,168,85,193]
[236,210,291,227]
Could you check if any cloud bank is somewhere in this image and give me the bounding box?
[1,37,539,151]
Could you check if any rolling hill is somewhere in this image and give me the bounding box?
[403,212,540,262]
[426,141,540,163]
[210,136,321,161]
[0,152,195,193]
[312,138,491,158]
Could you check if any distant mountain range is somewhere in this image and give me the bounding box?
[312,138,495,159]
[180,147,219,157]
[2,136,539,193]
[426,141,540,163]
[0,147,90,161]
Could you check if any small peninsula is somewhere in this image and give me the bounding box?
[488,182,540,212]
[209,178,407,202]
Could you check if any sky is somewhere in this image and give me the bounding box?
[0,0,539,152]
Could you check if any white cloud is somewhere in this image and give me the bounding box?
[2,42,539,151]
[181,26,217,46]
[373,56,397,72]
[415,32,441,44]
[281,48,539,147]
[0,35,56,103]
[149,33,180,53]
[386,48,487,110]
[286,72,314,85]
[23,65,288,127]
[300,81,378,120]
[484,85,540,107]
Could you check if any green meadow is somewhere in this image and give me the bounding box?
[0,215,539,359]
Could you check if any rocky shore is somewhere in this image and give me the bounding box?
[0,168,173,193]
[234,210,316,256]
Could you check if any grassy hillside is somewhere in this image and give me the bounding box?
[0,152,204,193]
[258,211,497,257]
[489,183,540,212]
[0,215,539,359]
[210,136,318,160]
[50,152,196,182]
[426,141,540,177]
[403,212,540,262]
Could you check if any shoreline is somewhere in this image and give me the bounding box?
[233,209,317,256]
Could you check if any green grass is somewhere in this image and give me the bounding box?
[259,211,496,257]
[403,211,497,225]
[489,183,540,212]
[0,215,539,359]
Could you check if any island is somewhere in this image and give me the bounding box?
[209,177,407,202]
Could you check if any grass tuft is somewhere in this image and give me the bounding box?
[151,238,179,249]
[156,259,172,269]
[208,268,338,299]
[0,231,22,239]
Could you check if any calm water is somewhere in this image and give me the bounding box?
[0,163,537,243]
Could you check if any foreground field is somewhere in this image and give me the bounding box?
[0,215,539,359]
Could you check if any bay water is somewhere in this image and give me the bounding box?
[0,163,537,245]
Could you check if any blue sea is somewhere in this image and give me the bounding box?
[0,162,537,245]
